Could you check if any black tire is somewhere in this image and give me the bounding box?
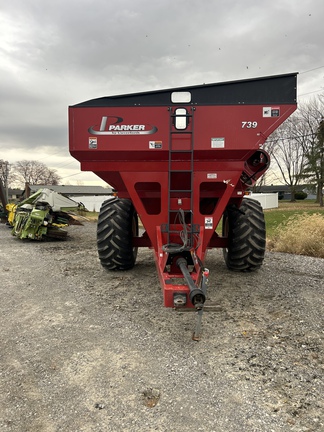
[97,198,138,270]
[222,198,266,271]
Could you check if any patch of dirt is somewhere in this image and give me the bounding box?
[0,221,323,431]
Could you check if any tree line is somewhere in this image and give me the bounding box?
[0,160,61,192]
[254,93,323,206]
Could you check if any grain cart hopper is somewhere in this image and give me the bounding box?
[69,73,297,338]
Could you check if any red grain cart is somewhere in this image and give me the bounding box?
[69,73,297,338]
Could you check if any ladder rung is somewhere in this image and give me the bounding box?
[170,169,192,173]
[169,150,193,153]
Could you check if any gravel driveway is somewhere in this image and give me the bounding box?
[0,221,323,431]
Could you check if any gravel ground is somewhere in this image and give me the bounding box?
[0,220,323,432]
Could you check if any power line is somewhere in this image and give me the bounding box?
[34,150,63,162]
[298,65,324,97]
[60,172,84,179]
[265,133,316,144]
[299,89,323,97]
[300,66,324,74]
[52,160,76,169]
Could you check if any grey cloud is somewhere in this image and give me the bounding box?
[0,0,323,179]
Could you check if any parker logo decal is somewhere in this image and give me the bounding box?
[88,116,158,135]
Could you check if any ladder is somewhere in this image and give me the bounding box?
[164,106,197,251]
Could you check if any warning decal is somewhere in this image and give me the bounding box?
[207,173,217,179]
[89,137,97,149]
[205,217,213,230]
[149,141,162,149]
[211,137,225,148]
[263,107,280,117]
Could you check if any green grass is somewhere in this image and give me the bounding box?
[264,200,324,239]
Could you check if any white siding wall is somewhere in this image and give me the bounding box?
[70,193,279,212]
[245,193,278,209]
[69,195,113,212]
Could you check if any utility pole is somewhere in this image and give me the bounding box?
[0,160,9,202]
[317,118,324,207]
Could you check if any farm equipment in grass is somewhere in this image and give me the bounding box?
[69,73,297,339]
[7,188,82,240]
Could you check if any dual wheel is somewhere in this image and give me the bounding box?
[97,197,266,272]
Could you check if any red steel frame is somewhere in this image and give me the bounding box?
[69,74,297,308]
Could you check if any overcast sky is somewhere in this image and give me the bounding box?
[1,0,323,186]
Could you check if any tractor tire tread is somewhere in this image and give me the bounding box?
[223,198,266,271]
[97,198,138,270]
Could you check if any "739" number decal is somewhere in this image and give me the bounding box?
[242,121,258,128]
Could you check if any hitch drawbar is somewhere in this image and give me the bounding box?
[176,258,209,340]
[176,258,206,309]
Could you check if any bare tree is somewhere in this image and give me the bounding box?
[297,96,324,206]
[265,94,324,205]
[11,160,61,188]
[266,115,308,201]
